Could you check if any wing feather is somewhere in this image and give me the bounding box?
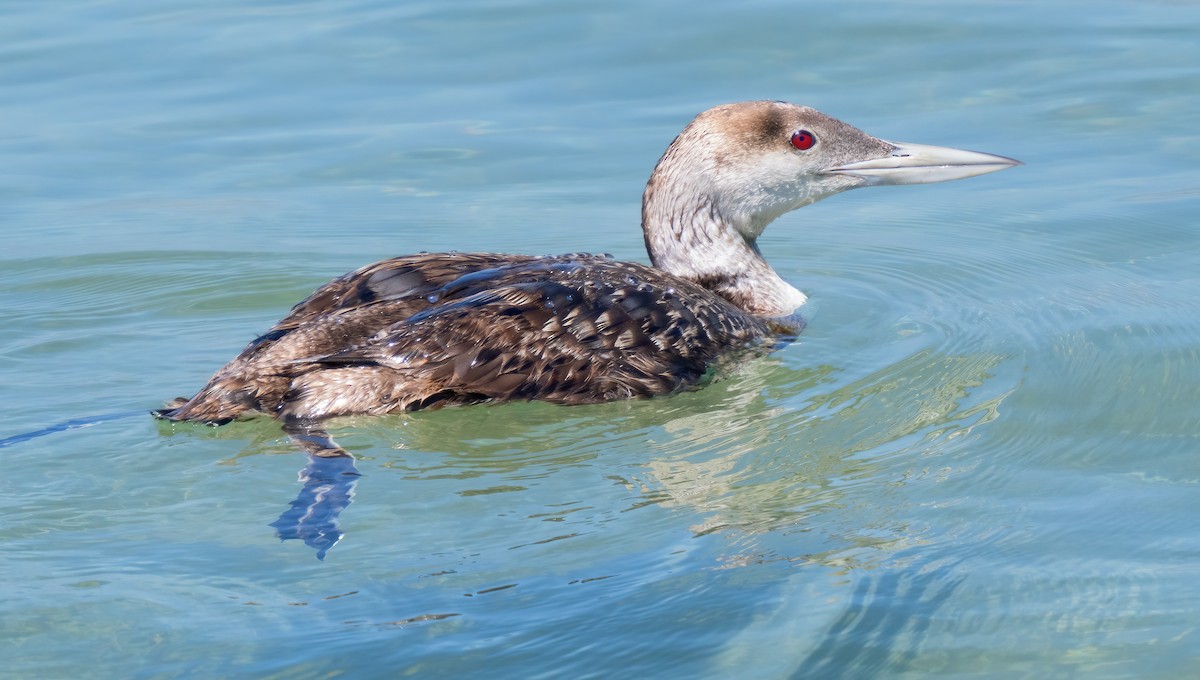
[160,252,780,424]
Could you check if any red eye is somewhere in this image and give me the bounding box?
[790,130,816,151]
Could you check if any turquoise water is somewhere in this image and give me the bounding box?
[3,0,1199,677]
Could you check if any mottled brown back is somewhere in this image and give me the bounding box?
[157,252,792,424]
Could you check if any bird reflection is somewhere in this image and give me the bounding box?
[260,347,1007,561]
[269,426,361,560]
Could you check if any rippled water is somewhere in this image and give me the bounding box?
[3,1,1199,677]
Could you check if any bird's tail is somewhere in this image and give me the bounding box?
[152,375,286,425]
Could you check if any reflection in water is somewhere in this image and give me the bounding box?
[638,348,1010,544]
[180,346,1010,566]
[0,410,144,448]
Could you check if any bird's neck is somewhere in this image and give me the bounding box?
[641,177,807,317]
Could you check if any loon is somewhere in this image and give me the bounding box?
[155,101,1018,426]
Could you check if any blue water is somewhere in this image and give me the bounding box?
[3,1,1199,677]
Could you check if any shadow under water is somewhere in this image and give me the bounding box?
[794,555,967,679]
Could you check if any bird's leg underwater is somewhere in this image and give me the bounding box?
[282,420,355,458]
[272,420,362,560]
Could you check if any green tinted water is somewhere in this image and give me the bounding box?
[3,1,1199,677]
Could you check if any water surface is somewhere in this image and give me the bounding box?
[3,1,1199,677]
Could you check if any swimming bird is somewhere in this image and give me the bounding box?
[155,101,1018,426]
